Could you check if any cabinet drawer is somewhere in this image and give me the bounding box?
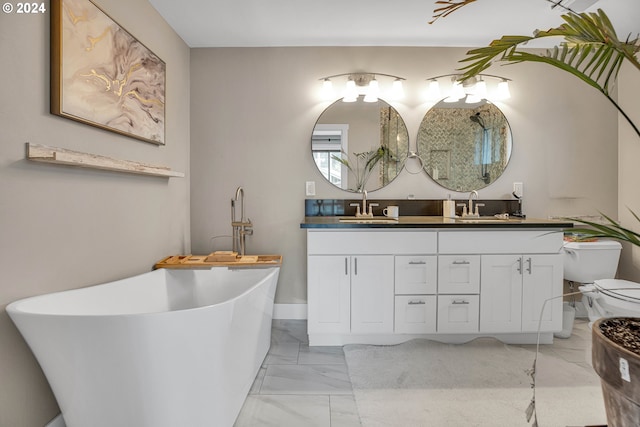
[395,295,436,334]
[395,256,437,294]
[437,295,480,333]
[307,230,437,255]
[438,255,480,294]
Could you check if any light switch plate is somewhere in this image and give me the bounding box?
[513,182,524,198]
[306,181,316,196]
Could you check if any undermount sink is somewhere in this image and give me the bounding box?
[456,216,515,223]
[339,216,399,224]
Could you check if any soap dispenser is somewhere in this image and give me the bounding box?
[442,195,456,218]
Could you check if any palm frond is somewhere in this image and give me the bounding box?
[457,9,640,137]
[429,0,477,24]
[429,0,579,25]
[567,210,640,247]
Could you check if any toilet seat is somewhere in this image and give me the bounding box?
[594,279,640,303]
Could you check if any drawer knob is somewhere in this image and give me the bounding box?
[408,300,426,305]
[452,300,470,305]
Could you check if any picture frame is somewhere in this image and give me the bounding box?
[51,0,166,145]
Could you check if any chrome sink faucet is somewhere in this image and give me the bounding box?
[465,190,480,218]
[349,190,377,218]
[362,190,369,217]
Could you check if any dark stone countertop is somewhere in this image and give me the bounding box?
[300,216,574,229]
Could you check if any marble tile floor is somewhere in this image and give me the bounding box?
[234,319,361,427]
[234,318,596,427]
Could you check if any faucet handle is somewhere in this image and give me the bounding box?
[368,203,379,216]
[457,203,468,217]
[474,203,485,217]
[349,203,361,217]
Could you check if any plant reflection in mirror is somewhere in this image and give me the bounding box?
[332,146,396,192]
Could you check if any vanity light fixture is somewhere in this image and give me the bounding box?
[319,73,406,102]
[425,74,512,103]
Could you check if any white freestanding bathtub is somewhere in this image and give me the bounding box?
[6,266,279,427]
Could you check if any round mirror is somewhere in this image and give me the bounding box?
[416,99,512,192]
[311,97,409,192]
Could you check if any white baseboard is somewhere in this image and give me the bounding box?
[45,414,66,427]
[273,303,307,319]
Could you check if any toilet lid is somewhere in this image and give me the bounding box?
[594,279,640,303]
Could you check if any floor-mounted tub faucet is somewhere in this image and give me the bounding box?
[231,186,253,256]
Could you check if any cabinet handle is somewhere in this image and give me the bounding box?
[345,257,348,275]
[452,260,470,265]
[517,257,523,275]
[452,300,470,305]
[408,300,426,305]
[409,260,427,265]
[354,257,358,275]
[526,257,532,275]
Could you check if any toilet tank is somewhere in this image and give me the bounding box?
[562,240,622,283]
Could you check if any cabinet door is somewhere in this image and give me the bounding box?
[438,255,481,294]
[395,255,437,294]
[480,255,523,333]
[308,255,351,334]
[351,255,394,334]
[521,254,563,332]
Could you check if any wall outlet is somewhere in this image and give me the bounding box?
[305,181,316,197]
[513,182,524,198]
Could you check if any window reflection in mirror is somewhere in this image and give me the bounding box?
[417,99,512,192]
[311,97,409,192]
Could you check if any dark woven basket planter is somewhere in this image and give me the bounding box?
[593,317,640,427]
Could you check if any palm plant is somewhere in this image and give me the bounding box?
[430,3,640,425]
[567,209,640,246]
[331,146,393,192]
[430,1,640,137]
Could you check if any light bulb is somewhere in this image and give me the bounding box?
[444,81,464,103]
[321,79,334,100]
[426,79,441,101]
[390,79,404,100]
[466,94,482,104]
[496,80,511,100]
[475,78,487,99]
[343,78,358,102]
[364,78,379,103]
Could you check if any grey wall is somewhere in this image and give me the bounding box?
[618,63,640,280]
[190,46,619,305]
[0,1,191,425]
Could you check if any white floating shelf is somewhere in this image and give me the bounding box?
[26,143,185,178]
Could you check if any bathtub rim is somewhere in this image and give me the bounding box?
[6,266,280,319]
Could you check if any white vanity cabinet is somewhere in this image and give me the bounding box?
[307,230,437,344]
[306,227,565,345]
[440,231,564,335]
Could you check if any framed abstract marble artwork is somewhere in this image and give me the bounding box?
[51,0,166,145]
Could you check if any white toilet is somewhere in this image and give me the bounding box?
[562,239,640,323]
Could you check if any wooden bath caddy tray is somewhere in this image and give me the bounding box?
[154,252,282,269]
